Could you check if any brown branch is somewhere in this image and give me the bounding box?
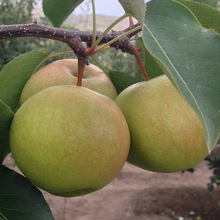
[77,59,86,86]
[0,22,141,67]
[0,22,140,47]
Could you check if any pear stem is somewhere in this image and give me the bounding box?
[130,44,150,81]
[77,59,86,86]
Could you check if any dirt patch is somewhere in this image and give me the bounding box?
[3,156,220,220]
[134,187,220,220]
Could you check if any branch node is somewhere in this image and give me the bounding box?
[66,37,89,65]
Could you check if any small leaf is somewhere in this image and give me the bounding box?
[176,0,220,34]
[43,0,85,27]
[143,0,220,152]
[0,101,14,162]
[0,165,54,220]
[109,71,138,94]
[0,51,48,112]
[118,0,146,26]
[0,51,47,161]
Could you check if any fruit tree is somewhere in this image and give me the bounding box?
[0,0,220,219]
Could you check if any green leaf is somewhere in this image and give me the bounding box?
[176,0,220,34]
[118,0,146,26]
[0,51,47,161]
[0,165,54,220]
[0,101,14,163]
[143,0,220,152]
[135,37,165,81]
[193,0,218,8]
[0,51,48,112]
[43,0,85,27]
[109,71,138,94]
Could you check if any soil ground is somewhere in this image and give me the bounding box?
[3,156,220,220]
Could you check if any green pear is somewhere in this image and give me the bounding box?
[20,59,117,104]
[10,85,130,197]
[115,75,209,173]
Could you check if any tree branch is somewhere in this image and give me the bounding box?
[0,22,141,66]
[0,22,140,48]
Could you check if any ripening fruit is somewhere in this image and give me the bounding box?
[20,59,117,104]
[10,85,130,196]
[116,75,209,173]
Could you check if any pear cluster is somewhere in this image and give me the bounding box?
[9,59,209,197]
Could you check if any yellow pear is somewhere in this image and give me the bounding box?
[10,85,130,196]
[116,75,209,173]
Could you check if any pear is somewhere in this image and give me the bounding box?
[10,85,130,196]
[116,75,209,173]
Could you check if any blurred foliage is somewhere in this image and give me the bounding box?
[0,0,38,70]
[0,0,77,71]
